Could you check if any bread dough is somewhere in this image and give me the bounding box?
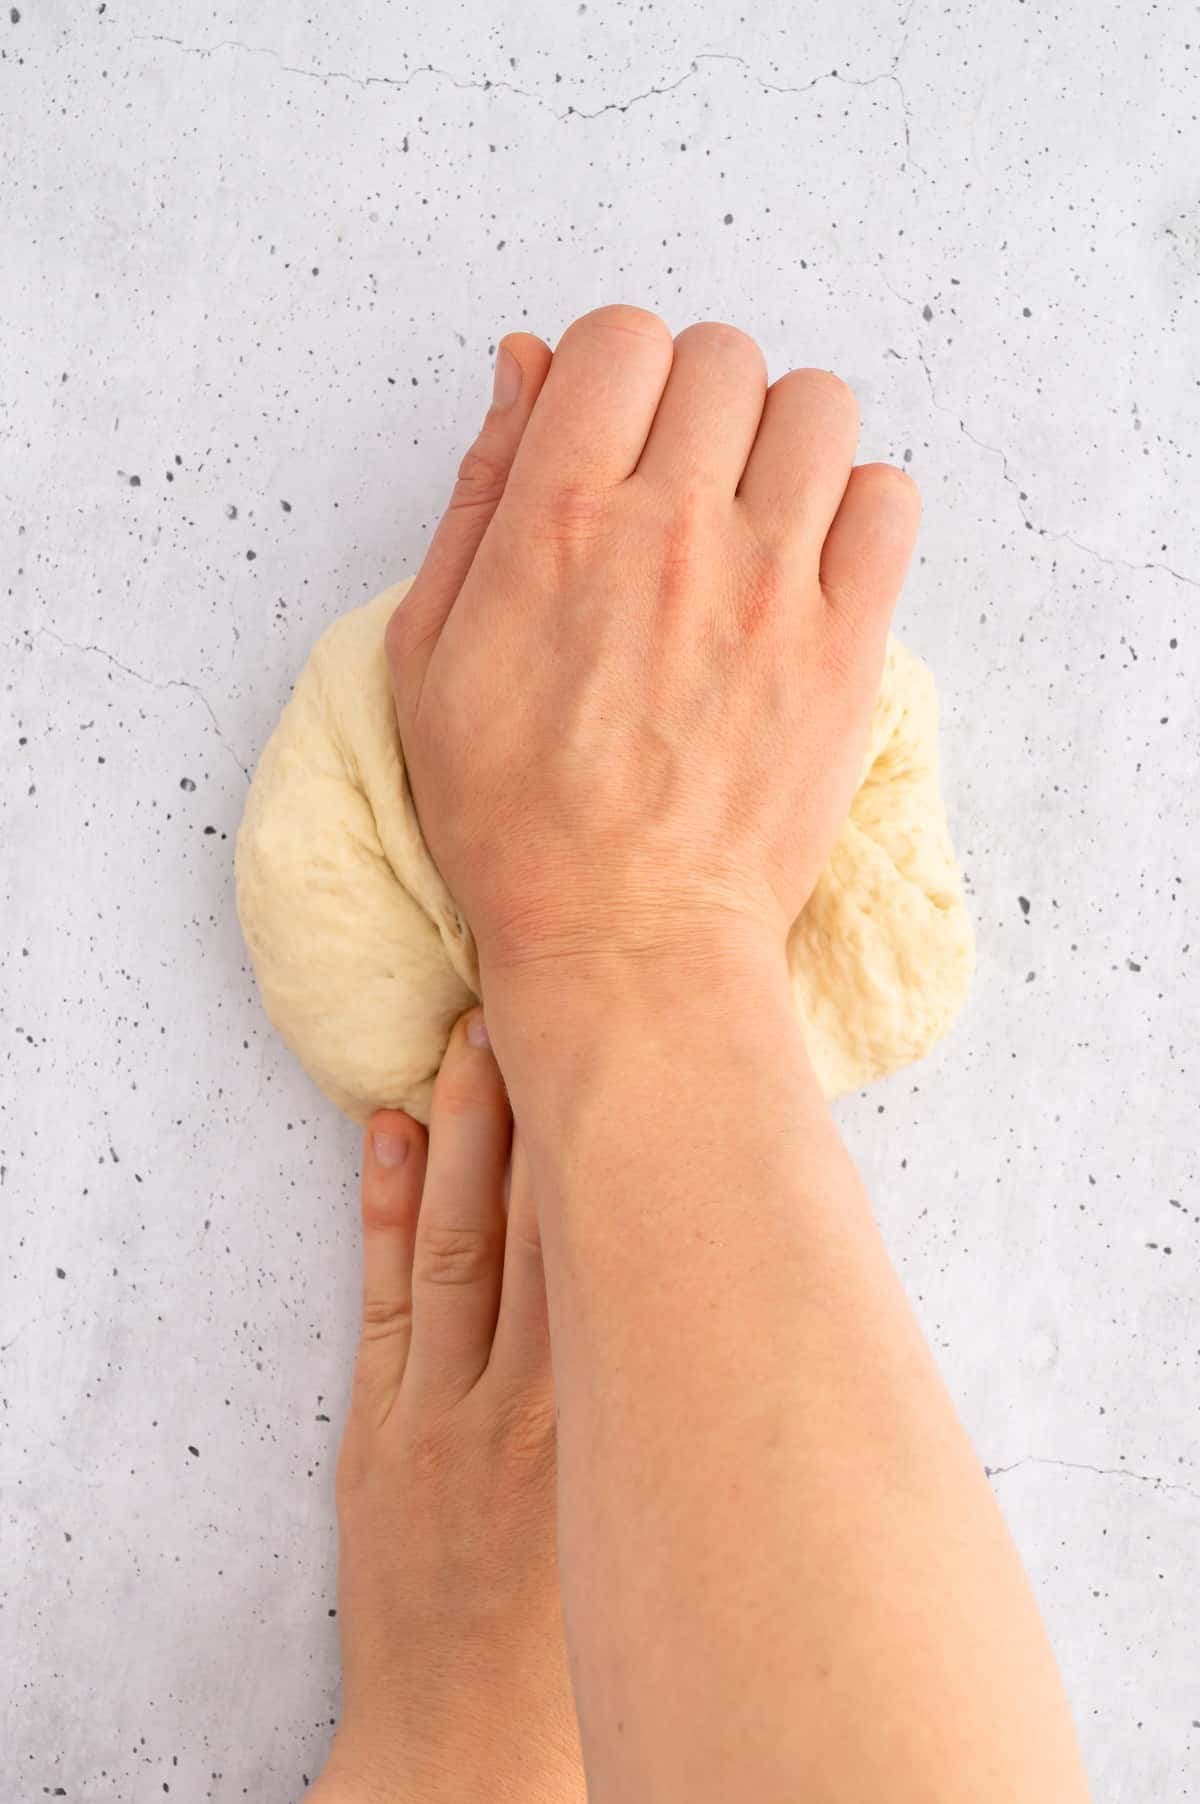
[235,581,974,1125]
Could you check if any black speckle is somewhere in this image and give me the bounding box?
[1126,958,1142,973]
[246,549,256,561]
[311,266,320,276]
[1022,306,1032,317]
[921,303,933,321]
[1025,971,1036,983]
[187,1444,199,1457]
[280,498,292,512]
[225,503,238,520]
[723,212,734,224]
[55,1266,66,1279]
[64,1531,72,1542]
[10,7,20,21]
[179,777,196,792]
[128,473,141,487]
[203,825,217,835]
[1018,895,1031,916]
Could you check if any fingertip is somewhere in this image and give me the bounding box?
[856,459,922,511]
[363,1114,427,1227]
[819,458,922,623]
[366,1109,418,1166]
[497,330,553,381]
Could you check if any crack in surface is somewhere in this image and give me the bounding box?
[130,34,923,168]
[133,34,549,107]
[878,273,1200,589]
[986,1456,1200,1505]
[34,628,250,784]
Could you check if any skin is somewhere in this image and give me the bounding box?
[310,1014,583,1804]
[309,307,1091,1803]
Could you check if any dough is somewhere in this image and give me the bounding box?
[235,581,974,1125]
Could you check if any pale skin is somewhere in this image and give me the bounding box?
[307,307,1091,1802]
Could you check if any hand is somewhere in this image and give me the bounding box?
[310,1010,584,1804]
[386,305,920,984]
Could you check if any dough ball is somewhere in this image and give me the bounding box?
[235,582,974,1125]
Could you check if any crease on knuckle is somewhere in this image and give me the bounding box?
[358,1292,414,1341]
[494,1392,557,1469]
[436,1077,505,1122]
[417,1223,497,1287]
[538,480,612,550]
[451,440,509,507]
[582,304,671,348]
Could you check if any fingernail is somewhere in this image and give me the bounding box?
[372,1131,410,1168]
[466,1011,490,1049]
[491,344,521,411]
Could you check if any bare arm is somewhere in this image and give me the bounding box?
[385,305,1090,1802]
[485,943,1086,1801]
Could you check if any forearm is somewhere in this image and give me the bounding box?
[485,942,1089,1804]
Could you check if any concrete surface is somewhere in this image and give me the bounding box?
[2,1,1197,1797]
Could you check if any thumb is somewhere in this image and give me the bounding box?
[386,331,553,729]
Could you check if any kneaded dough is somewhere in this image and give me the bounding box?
[235,581,974,1125]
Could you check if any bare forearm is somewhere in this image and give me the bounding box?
[485,944,1089,1804]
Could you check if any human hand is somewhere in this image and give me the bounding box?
[308,1009,583,1804]
[386,306,920,985]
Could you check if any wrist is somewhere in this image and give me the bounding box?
[479,922,807,1112]
[483,920,787,1025]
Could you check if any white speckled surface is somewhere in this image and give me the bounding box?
[2,3,1197,1798]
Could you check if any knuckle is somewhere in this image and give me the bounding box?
[359,1292,413,1339]
[574,302,672,349]
[540,480,613,549]
[785,366,860,425]
[677,319,765,373]
[435,1069,505,1121]
[653,497,713,602]
[407,1423,457,1487]
[494,1392,556,1469]
[860,459,921,503]
[416,1223,497,1288]
[737,550,789,635]
[505,1203,543,1265]
[451,437,510,506]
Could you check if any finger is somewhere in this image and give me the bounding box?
[386,330,553,728]
[506,304,675,496]
[348,1110,428,1428]
[634,321,767,496]
[819,463,921,647]
[736,368,861,559]
[484,1129,552,1394]
[405,1009,512,1400]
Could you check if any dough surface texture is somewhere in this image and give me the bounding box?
[235,582,974,1125]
